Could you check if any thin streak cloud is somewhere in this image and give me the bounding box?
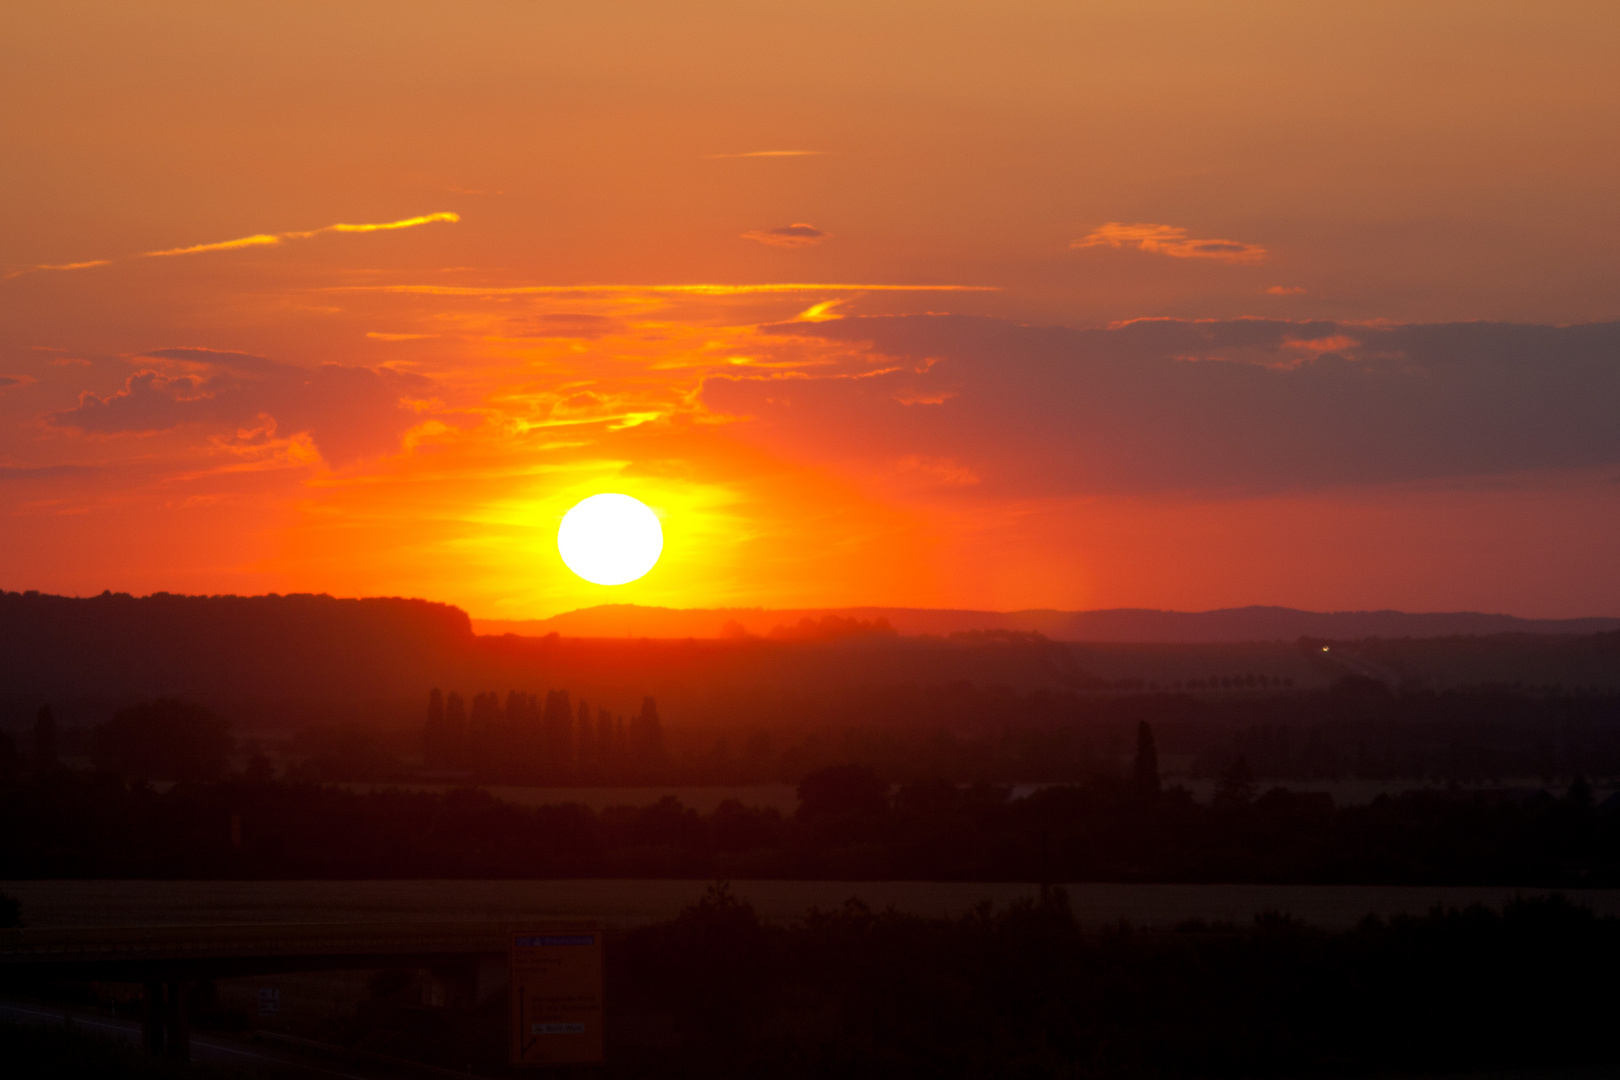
[146,212,460,259]
[323,214,461,235]
[35,260,112,272]
[147,234,284,258]
[708,150,827,158]
[6,213,460,279]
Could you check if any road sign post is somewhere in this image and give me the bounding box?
[510,925,604,1067]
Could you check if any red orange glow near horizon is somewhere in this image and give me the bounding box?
[4,4,1620,621]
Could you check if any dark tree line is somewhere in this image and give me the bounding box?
[9,676,1620,789]
[1,754,1615,884]
[754,676,1620,786]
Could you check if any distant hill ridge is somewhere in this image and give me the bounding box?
[475,604,1620,644]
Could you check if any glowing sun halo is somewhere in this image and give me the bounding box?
[557,493,664,585]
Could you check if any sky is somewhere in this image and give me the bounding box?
[3,1,1620,620]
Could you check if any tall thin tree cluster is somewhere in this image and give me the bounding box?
[422,687,666,782]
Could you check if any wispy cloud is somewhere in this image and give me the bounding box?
[1073,222,1265,263]
[0,464,100,482]
[6,212,460,279]
[509,313,624,340]
[34,260,112,272]
[708,150,826,159]
[796,300,845,322]
[894,454,980,488]
[741,223,827,248]
[1267,285,1306,296]
[50,346,428,467]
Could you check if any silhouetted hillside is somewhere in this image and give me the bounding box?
[481,603,1620,642]
[0,592,1147,730]
[0,591,473,703]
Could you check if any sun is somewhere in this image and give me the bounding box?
[557,493,664,585]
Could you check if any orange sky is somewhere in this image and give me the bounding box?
[4,2,1620,619]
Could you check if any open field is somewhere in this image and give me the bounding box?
[9,879,1620,932]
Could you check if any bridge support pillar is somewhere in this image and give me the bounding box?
[142,982,165,1056]
[163,980,190,1062]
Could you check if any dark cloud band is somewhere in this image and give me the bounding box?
[700,315,1620,495]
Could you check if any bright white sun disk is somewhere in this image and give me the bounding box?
[557,493,664,585]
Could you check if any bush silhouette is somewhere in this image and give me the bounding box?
[797,764,888,820]
[91,699,233,781]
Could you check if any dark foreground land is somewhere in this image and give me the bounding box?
[3,888,1618,1079]
[3,765,1616,885]
[0,1018,236,1080]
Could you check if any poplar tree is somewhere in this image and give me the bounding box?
[423,688,446,766]
[1133,721,1161,796]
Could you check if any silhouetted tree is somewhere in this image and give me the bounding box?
[503,690,540,777]
[423,688,448,766]
[1215,755,1257,809]
[90,699,233,781]
[596,707,614,773]
[243,746,275,784]
[469,691,501,773]
[444,692,468,768]
[288,721,398,782]
[542,690,574,776]
[575,699,594,773]
[0,730,16,783]
[31,705,58,771]
[1133,721,1160,796]
[633,696,665,771]
[797,764,888,820]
